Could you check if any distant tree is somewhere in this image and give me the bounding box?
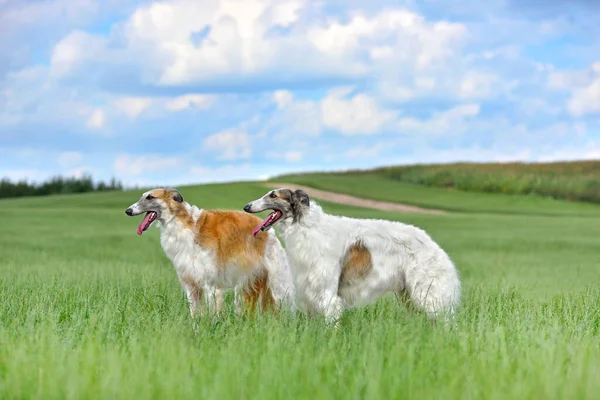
[0,175,125,199]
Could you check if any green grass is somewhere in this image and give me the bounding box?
[1,182,600,399]
[277,160,600,204]
[274,172,600,216]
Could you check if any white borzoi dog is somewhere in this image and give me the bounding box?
[243,188,460,325]
[125,187,295,317]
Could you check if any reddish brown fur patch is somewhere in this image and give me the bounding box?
[242,272,275,314]
[193,210,268,269]
[162,189,276,312]
[339,240,373,288]
[151,188,183,212]
[154,187,269,269]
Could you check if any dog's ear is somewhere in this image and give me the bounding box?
[291,189,310,207]
[172,190,184,203]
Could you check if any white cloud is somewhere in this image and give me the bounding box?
[320,87,398,135]
[284,151,303,162]
[397,104,481,135]
[58,151,83,167]
[86,108,105,129]
[184,164,256,184]
[308,10,466,70]
[203,130,252,160]
[0,169,48,183]
[567,78,600,117]
[122,0,309,85]
[50,30,105,77]
[165,94,216,112]
[266,87,399,137]
[458,71,499,99]
[266,150,304,162]
[547,67,593,91]
[180,162,314,185]
[263,95,322,139]
[345,143,385,159]
[113,154,181,177]
[267,88,480,139]
[112,97,153,119]
[535,141,600,162]
[49,3,469,96]
[547,61,600,117]
[273,90,294,110]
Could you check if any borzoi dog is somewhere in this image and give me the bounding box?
[243,188,460,325]
[125,188,295,317]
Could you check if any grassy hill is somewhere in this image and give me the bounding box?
[276,160,600,210]
[1,181,599,399]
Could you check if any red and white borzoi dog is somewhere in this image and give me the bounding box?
[244,188,460,326]
[125,188,295,316]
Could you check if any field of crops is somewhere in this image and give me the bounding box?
[1,181,599,399]
[279,160,600,204]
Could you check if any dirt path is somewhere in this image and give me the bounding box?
[264,183,446,215]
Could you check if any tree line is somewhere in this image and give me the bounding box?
[0,174,124,199]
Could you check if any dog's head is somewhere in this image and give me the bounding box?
[125,188,184,235]
[243,188,310,236]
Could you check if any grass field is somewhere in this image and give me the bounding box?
[277,160,600,205]
[1,180,600,399]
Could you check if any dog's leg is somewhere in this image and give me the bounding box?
[203,285,223,316]
[242,277,262,316]
[234,284,244,315]
[181,283,204,335]
[182,283,203,318]
[408,277,459,327]
[320,290,345,328]
[215,288,224,313]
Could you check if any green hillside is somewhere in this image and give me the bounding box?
[1,181,599,399]
[277,160,600,208]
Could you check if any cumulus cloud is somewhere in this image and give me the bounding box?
[397,104,481,135]
[264,87,481,138]
[86,108,106,129]
[567,63,600,117]
[2,0,600,187]
[46,2,473,97]
[112,97,154,119]
[203,130,252,160]
[320,87,398,135]
[547,61,600,117]
[568,81,600,117]
[113,154,181,177]
[266,149,304,163]
[263,95,322,139]
[273,90,294,110]
[165,94,216,112]
[264,86,400,137]
[308,9,466,70]
[0,169,49,183]
[50,30,106,77]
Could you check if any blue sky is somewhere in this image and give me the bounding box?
[1,0,599,186]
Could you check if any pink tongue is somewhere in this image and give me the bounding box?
[252,219,269,236]
[252,213,275,236]
[137,212,155,236]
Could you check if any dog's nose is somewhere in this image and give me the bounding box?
[243,203,251,212]
[125,208,133,216]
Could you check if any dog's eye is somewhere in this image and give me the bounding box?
[269,192,277,199]
[146,195,155,200]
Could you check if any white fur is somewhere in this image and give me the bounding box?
[128,192,296,317]
[255,199,461,325]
